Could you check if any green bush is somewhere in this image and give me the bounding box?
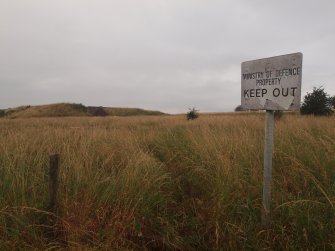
[301,87,333,116]
[186,108,199,120]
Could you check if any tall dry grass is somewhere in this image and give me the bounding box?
[0,114,334,250]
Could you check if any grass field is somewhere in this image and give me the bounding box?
[0,114,334,250]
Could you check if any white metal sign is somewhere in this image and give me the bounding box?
[241,53,303,111]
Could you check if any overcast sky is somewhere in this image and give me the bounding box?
[1,0,334,113]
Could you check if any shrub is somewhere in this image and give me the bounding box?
[235,105,244,112]
[186,108,199,120]
[274,110,284,120]
[300,87,333,116]
[331,96,335,109]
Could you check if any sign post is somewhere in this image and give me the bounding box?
[262,110,274,225]
[241,52,303,226]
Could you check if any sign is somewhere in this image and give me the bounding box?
[240,52,304,225]
[241,52,303,110]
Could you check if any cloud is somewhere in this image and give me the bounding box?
[1,0,335,112]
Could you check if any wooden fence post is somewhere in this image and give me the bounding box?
[49,154,60,212]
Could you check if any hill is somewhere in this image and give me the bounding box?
[0,103,166,118]
[103,107,165,116]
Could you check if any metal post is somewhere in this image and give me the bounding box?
[262,110,274,226]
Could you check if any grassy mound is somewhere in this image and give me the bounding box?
[4,103,87,118]
[1,103,166,118]
[104,107,165,116]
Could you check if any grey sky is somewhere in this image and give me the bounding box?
[1,0,334,113]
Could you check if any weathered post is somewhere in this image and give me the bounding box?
[49,154,60,212]
[262,110,274,225]
[45,154,66,243]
